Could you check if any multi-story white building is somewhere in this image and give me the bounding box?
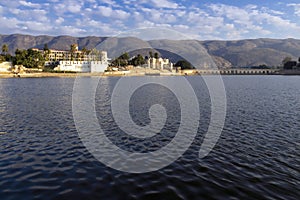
[34,45,109,73]
[54,49,109,73]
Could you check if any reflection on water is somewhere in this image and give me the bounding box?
[0,76,299,199]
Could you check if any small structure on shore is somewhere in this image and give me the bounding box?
[0,62,12,73]
[147,57,173,71]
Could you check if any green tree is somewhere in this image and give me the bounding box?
[13,49,45,68]
[14,49,27,65]
[119,52,129,60]
[43,43,51,61]
[111,52,130,67]
[43,43,49,51]
[81,47,87,55]
[130,54,145,66]
[282,57,292,65]
[70,44,77,61]
[1,44,11,62]
[149,51,153,58]
[175,60,194,69]
[81,47,87,59]
[2,44,8,55]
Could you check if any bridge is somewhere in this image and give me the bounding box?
[195,68,279,75]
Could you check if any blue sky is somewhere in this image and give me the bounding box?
[0,0,300,40]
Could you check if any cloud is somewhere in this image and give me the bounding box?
[0,0,300,39]
[20,21,52,32]
[67,4,82,13]
[287,3,300,16]
[55,17,64,25]
[0,17,19,30]
[114,9,130,19]
[208,4,254,28]
[8,8,48,22]
[150,0,179,9]
[101,0,118,6]
[19,1,41,9]
[98,6,113,17]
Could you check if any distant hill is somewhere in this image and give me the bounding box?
[1,34,299,68]
[200,38,300,67]
[0,34,106,54]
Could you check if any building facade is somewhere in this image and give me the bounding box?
[34,45,109,73]
[147,57,173,70]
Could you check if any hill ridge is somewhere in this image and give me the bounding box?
[1,34,299,68]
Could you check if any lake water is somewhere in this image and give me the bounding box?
[0,76,299,199]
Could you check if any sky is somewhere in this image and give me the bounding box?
[0,0,300,40]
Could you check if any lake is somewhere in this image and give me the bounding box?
[0,76,299,199]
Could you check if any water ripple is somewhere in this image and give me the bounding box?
[0,76,299,199]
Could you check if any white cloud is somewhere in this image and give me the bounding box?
[67,3,82,13]
[55,17,64,25]
[208,4,252,27]
[98,6,113,17]
[58,26,87,36]
[19,1,41,9]
[96,6,130,19]
[253,12,300,30]
[20,21,52,32]
[101,0,117,6]
[0,17,19,30]
[114,9,130,19]
[150,0,179,9]
[0,0,300,39]
[9,8,21,15]
[287,3,300,16]
[8,8,48,22]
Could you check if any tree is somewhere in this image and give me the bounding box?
[43,43,50,61]
[1,44,11,62]
[283,61,297,70]
[119,52,129,60]
[149,51,153,58]
[282,57,292,65]
[70,44,77,61]
[43,43,49,52]
[130,54,145,66]
[175,60,194,69]
[154,52,159,59]
[81,47,87,55]
[2,44,8,55]
[13,49,45,68]
[111,52,130,67]
[81,47,88,59]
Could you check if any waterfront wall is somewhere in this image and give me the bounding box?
[55,60,108,73]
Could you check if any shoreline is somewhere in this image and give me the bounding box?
[0,69,299,78]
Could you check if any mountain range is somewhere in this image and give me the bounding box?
[1,34,300,68]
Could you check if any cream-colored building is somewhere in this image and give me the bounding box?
[0,62,12,72]
[147,57,173,70]
[34,45,109,73]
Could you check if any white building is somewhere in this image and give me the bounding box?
[0,62,12,72]
[53,49,109,73]
[147,57,173,70]
[33,45,109,73]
